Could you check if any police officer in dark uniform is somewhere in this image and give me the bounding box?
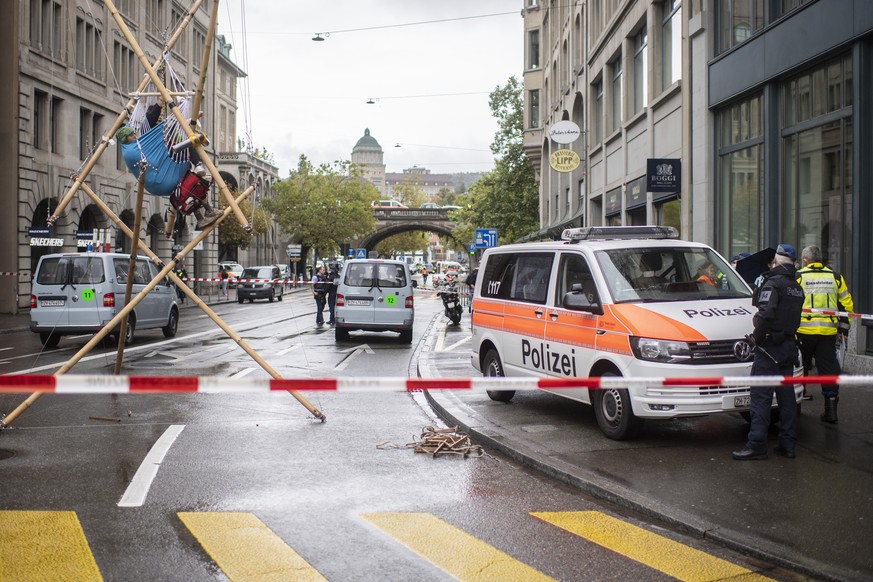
[733,243,805,461]
[326,264,339,325]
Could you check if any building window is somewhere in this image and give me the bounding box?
[610,56,622,133]
[171,6,188,60]
[146,0,166,37]
[782,54,853,275]
[528,89,540,129]
[633,27,648,114]
[75,17,101,77]
[717,94,763,258]
[33,90,61,153]
[114,42,136,92]
[779,0,812,16]
[717,0,765,54]
[30,0,62,56]
[593,80,603,144]
[528,29,540,69]
[79,108,103,161]
[661,0,681,90]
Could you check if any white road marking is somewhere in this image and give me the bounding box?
[434,322,448,352]
[276,343,302,356]
[118,424,185,508]
[441,336,471,352]
[231,368,256,378]
[334,344,374,371]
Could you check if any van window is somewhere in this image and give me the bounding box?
[481,253,553,304]
[594,247,751,302]
[556,253,599,305]
[343,263,407,288]
[37,256,108,286]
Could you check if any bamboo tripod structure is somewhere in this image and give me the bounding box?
[1,0,326,428]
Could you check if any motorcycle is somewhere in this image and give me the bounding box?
[438,277,463,325]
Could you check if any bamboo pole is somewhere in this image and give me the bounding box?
[47,0,204,225]
[104,0,252,232]
[190,0,220,132]
[0,185,326,428]
[114,164,147,374]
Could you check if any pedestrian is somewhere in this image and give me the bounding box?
[174,265,188,304]
[729,252,751,270]
[326,264,339,325]
[796,245,854,423]
[219,266,229,297]
[421,267,429,286]
[311,266,328,326]
[733,244,805,461]
[464,267,478,312]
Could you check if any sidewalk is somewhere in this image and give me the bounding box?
[418,316,873,582]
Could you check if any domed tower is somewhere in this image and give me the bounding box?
[350,128,386,196]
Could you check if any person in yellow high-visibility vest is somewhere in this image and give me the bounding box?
[796,245,854,423]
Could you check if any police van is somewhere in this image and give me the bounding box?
[470,226,801,440]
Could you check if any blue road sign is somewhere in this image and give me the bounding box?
[347,248,355,258]
[355,248,367,259]
[474,228,498,248]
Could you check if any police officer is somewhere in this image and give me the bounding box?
[325,264,339,325]
[311,266,328,326]
[796,245,854,423]
[733,243,805,461]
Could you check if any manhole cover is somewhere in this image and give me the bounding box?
[0,449,15,461]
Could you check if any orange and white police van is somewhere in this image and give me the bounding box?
[470,226,801,440]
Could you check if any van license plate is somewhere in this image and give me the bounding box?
[348,299,370,306]
[734,396,750,407]
[40,300,64,307]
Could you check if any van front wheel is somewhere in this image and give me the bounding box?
[593,373,643,440]
[162,308,179,338]
[483,349,514,403]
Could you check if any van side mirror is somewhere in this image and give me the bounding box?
[563,283,601,314]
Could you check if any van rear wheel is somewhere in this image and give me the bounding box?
[483,349,514,402]
[40,332,60,348]
[592,372,643,440]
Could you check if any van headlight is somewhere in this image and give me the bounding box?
[629,337,692,362]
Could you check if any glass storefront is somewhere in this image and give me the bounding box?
[718,94,763,257]
[781,53,853,276]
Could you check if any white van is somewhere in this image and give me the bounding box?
[30,252,180,347]
[334,259,414,343]
[470,226,801,440]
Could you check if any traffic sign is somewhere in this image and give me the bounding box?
[347,248,355,258]
[356,248,367,259]
[474,228,498,249]
[286,244,302,257]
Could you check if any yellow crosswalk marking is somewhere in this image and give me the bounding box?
[0,510,102,581]
[361,512,555,581]
[533,511,773,582]
[178,512,325,582]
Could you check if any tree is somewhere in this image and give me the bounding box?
[391,177,427,207]
[374,231,429,258]
[435,187,455,206]
[452,76,539,244]
[217,194,271,262]
[262,156,379,261]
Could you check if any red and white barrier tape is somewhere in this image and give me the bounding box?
[0,374,868,394]
[801,308,870,321]
[0,272,30,277]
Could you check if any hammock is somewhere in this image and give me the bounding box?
[122,120,189,197]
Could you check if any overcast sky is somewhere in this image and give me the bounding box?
[217,1,522,177]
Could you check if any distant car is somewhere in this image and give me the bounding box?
[372,200,407,209]
[219,262,244,287]
[441,205,461,210]
[237,265,284,303]
[420,202,441,209]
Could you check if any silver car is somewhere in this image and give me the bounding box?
[334,259,414,343]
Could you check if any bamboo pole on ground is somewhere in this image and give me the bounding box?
[47,0,203,225]
[104,0,251,232]
[0,186,325,428]
[114,164,147,374]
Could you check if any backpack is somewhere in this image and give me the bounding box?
[170,171,209,215]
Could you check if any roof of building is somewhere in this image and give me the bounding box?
[352,128,383,153]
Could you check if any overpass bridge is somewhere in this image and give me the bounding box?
[354,207,458,250]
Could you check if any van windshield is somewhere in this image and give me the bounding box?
[37,257,106,285]
[241,268,273,280]
[594,247,751,303]
[344,263,407,288]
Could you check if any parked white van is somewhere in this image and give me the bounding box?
[30,252,180,348]
[470,226,801,440]
[334,259,414,343]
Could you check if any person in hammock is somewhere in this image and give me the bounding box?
[115,100,222,230]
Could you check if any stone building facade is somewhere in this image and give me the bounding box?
[0,0,252,313]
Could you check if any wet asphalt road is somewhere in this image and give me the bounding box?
[0,291,826,580]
